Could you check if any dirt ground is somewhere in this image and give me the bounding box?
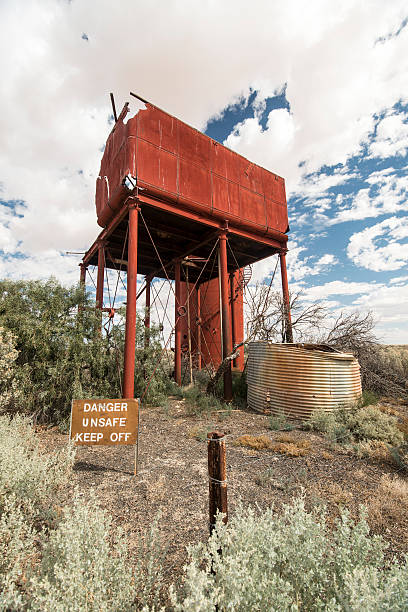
[40,396,408,587]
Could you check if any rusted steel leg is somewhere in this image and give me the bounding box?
[208,431,228,535]
[78,263,87,315]
[175,260,182,386]
[144,275,151,348]
[123,203,139,398]
[95,242,105,332]
[79,262,87,287]
[197,286,202,371]
[229,272,237,369]
[219,232,233,402]
[96,241,105,310]
[279,249,293,343]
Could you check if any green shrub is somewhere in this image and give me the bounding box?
[0,496,37,609]
[231,371,247,403]
[306,405,404,446]
[0,415,75,520]
[0,326,19,413]
[28,497,135,612]
[348,406,404,445]
[1,494,165,612]
[269,410,293,431]
[0,279,175,424]
[361,390,380,407]
[183,384,224,416]
[171,499,408,611]
[306,408,351,443]
[0,416,165,611]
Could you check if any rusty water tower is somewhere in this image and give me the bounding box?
[80,93,293,401]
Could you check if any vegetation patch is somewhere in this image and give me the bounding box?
[306,405,404,446]
[172,499,408,611]
[368,474,408,537]
[233,434,311,457]
[233,434,274,450]
[271,439,311,457]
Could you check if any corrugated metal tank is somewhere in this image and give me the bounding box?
[247,342,362,419]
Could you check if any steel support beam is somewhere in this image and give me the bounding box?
[219,231,233,402]
[197,286,202,371]
[174,261,182,385]
[123,204,139,398]
[79,263,87,287]
[229,272,238,369]
[96,242,105,310]
[279,250,293,343]
[144,275,151,348]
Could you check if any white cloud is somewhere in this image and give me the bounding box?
[0,0,408,343]
[302,280,384,301]
[327,168,408,225]
[369,111,408,158]
[287,243,338,282]
[296,278,408,343]
[347,216,408,271]
[390,274,408,284]
[0,252,82,286]
[0,1,407,269]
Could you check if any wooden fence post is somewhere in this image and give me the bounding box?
[207,431,228,534]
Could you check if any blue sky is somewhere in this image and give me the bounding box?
[205,92,408,343]
[0,0,407,343]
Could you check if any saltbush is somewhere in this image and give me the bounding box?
[0,326,19,412]
[183,384,224,416]
[172,499,408,611]
[306,405,404,446]
[0,415,75,519]
[0,415,165,610]
[28,498,135,612]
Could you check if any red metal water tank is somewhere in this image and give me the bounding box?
[95,103,289,245]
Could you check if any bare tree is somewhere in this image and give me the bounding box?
[247,287,327,343]
[320,311,377,355]
[245,287,407,398]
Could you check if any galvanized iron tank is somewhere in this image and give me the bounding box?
[247,342,362,419]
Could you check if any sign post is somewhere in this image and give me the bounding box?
[70,398,140,475]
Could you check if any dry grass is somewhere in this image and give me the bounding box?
[274,433,297,443]
[397,418,408,439]
[233,434,311,456]
[233,435,274,450]
[320,450,334,460]
[377,404,402,417]
[356,440,392,463]
[323,482,353,506]
[368,474,408,536]
[270,440,311,457]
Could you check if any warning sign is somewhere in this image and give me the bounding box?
[70,399,139,446]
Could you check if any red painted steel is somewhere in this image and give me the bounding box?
[96,242,105,310]
[174,261,182,385]
[179,278,200,367]
[200,276,222,370]
[144,276,151,348]
[230,272,245,371]
[199,270,244,372]
[219,232,233,401]
[123,204,139,398]
[87,99,293,400]
[279,250,293,343]
[95,104,289,245]
[197,286,202,370]
[79,263,87,286]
